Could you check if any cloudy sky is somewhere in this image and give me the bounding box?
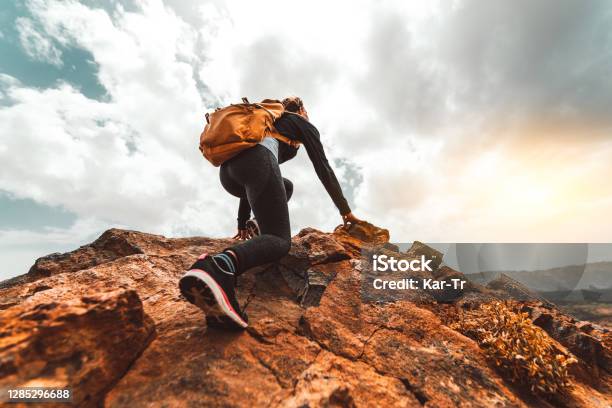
[1,0,612,279]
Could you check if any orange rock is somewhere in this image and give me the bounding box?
[0,288,153,407]
[0,227,609,407]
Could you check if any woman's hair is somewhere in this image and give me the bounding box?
[281,96,304,113]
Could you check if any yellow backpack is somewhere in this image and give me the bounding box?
[199,98,301,166]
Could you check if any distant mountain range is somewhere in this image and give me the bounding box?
[466,261,612,302]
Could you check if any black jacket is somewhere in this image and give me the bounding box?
[237,112,351,228]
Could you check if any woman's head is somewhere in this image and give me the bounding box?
[282,96,308,119]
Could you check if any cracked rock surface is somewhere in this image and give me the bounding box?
[0,224,610,407]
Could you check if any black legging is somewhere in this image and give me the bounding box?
[220,145,292,273]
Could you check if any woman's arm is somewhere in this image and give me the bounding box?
[237,198,251,229]
[232,198,252,240]
[274,113,351,215]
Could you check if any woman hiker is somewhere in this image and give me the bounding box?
[179,97,361,329]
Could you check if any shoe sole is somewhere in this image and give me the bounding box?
[246,219,260,237]
[179,270,248,330]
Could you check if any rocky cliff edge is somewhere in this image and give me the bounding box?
[0,224,610,407]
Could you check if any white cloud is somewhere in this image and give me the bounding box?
[16,17,63,66]
[2,0,612,282]
[1,0,238,241]
[0,217,103,247]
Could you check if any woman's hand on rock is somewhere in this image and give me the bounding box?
[233,229,252,240]
[342,212,362,229]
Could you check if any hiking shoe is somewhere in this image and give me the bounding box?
[245,218,260,237]
[179,254,248,330]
